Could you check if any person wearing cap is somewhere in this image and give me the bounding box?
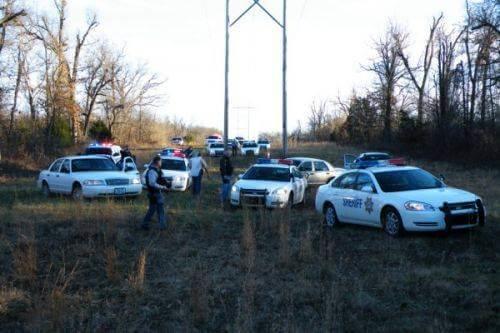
[189,150,209,196]
[219,149,234,208]
[142,155,168,230]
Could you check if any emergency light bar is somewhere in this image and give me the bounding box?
[257,158,293,166]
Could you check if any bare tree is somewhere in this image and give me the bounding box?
[308,100,329,141]
[364,24,406,142]
[397,14,443,126]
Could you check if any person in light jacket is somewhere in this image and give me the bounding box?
[189,150,209,196]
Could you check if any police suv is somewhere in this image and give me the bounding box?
[142,153,191,191]
[315,166,485,236]
[230,159,307,209]
[84,142,123,164]
[240,141,260,156]
[206,142,225,157]
[38,155,142,199]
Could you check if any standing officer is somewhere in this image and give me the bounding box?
[219,150,234,208]
[143,155,168,230]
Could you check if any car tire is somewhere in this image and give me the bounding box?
[286,193,294,209]
[323,203,339,227]
[382,207,404,237]
[71,184,84,201]
[42,181,51,198]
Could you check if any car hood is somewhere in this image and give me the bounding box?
[235,179,289,192]
[388,187,478,207]
[161,169,189,178]
[73,171,134,180]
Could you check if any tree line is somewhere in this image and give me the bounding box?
[304,0,499,162]
[0,0,178,159]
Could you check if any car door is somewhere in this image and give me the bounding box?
[298,161,316,184]
[335,172,359,222]
[46,159,64,192]
[313,161,334,184]
[291,168,305,203]
[57,159,73,194]
[122,156,140,176]
[351,172,380,225]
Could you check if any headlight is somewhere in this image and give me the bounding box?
[404,201,435,211]
[130,178,141,185]
[272,188,288,196]
[174,176,186,182]
[83,179,106,186]
[231,185,239,193]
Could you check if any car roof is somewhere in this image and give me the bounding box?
[360,152,389,156]
[342,166,417,174]
[160,156,186,161]
[252,164,291,169]
[58,155,111,160]
[287,157,324,162]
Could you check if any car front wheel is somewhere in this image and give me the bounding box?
[324,203,339,227]
[71,184,83,201]
[383,208,404,237]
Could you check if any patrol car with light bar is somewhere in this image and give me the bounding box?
[84,142,123,164]
[142,152,191,191]
[315,165,485,236]
[344,152,406,169]
[231,158,307,209]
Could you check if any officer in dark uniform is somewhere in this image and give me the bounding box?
[142,156,168,230]
[219,150,234,208]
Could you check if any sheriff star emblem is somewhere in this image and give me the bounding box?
[364,197,374,214]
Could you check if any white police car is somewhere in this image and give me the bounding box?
[240,141,260,156]
[206,142,225,157]
[142,154,191,191]
[84,142,123,164]
[315,166,485,236]
[344,152,406,169]
[230,159,307,209]
[38,155,142,200]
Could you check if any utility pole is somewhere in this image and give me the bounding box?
[282,0,288,157]
[223,0,230,149]
[223,0,288,156]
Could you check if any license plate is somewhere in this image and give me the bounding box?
[114,187,126,195]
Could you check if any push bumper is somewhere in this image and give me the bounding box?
[230,193,288,209]
[402,209,481,232]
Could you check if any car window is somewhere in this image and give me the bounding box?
[355,173,374,191]
[243,166,290,182]
[85,147,112,155]
[339,173,357,189]
[292,168,303,179]
[299,161,312,172]
[161,159,187,171]
[72,158,119,172]
[50,159,63,172]
[375,169,443,192]
[314,161,329,172]
[60,159,71,174]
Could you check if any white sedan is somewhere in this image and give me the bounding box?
[206,142,225,157]
[240,141,260,156]
[231,159,307,209]
[38,155,142,199]
[315,166,485,236]
[142,155,192,191]
[286,157,345,185]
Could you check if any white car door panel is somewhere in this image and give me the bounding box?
[351,173,380,225]
[58,159,73,194]
[47,159,64,192]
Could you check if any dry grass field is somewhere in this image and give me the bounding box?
[0,143,498,332]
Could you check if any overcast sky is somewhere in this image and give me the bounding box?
[31,0,465,139]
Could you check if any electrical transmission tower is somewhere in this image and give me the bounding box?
[224,0,288,157]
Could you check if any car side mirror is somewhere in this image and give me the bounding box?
[361,185,374,193]
[143,164,149,169]
[439,174,446,182]
[238,174,244,179]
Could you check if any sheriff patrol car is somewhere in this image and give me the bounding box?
[142,153,192,191]
[231,159,307,209]
[315,166,485,236]
[344,152,406,169]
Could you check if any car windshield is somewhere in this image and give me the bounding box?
[161,149,175,154]
[288,159,302,167]
[208,136,220,140]
[85,147,112,155]
[211,143,224,148]
[243,166,290,182]
[161,159,187,171]
[243,143,257,148]
[374,169,444,192]
[258,140,269,144]
[72,158,119,172]
[362,154,390,161]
